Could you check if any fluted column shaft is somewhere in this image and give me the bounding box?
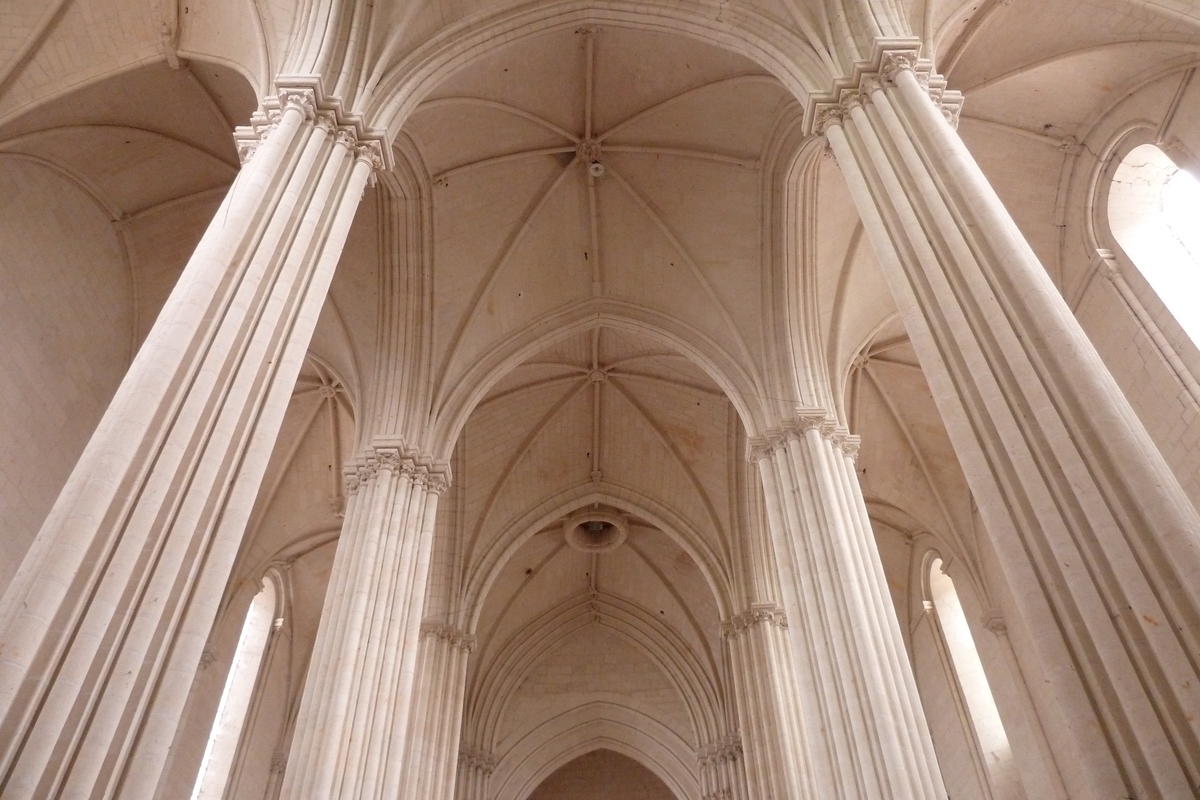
[818,42,1200,799]
[753,414,946,800]
[697,734,749,800]
[399,623,473,800]
[723,470,810,800]
[0,89,380,799]
[724,613,803,800]
[455,746,496,800]
[279,447,447,799]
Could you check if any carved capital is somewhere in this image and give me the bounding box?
[840,434,862,461]
[812,103,844,135]
[375,447,403,473]
[794,408,828,434]
[721,603,788,638]
[806,41,964,136]
[278,88,317,119]
[314,110,338,134]
[860,75,887,97]
[426,471,451,496]
[355,139,387,174]
[459,746,498,774]
[941,92,964,130]
[840,89,867,113]
[697,733,743,768]
[880,50,920,84]
[420,621,476,652]
[234,137,261,165]
[234,80,393,171]
[745,437,774,463]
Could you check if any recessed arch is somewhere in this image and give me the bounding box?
[468,593,724,749]
[430,302,769,459]
[463,486,735,630]
[364,0,830,134]
[488,703,700,800]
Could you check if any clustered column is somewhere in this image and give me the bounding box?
[398,623,474,800]
[0,88,382,799]
[456,744,498,800]
[752,411,947,800]
[818,41,1200,798]
[277,445,447,799]
[722,497,809,800]
[697,734,748,800]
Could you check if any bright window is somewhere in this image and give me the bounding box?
[928,559,1012,777]
[1108,143,1200,345]
[191,579,277,800]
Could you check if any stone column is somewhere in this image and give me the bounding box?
[722,609,801,800]
[398,623,473,800]
[722,460,810,800]
[752,412,947,800]
[0,87,382,799]
[817,41,1200,799]
[697,734,748,800]
[278,445,449,799]
[455,745,497,800]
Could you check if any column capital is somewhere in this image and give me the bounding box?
[347,440,453,491]
[458,745,498,774]
[420,621,476,653]
[721,603,789,638]
[697,733,743,766]
[234,77,393,171]
[745,437,776,463]
[804,39,965,135]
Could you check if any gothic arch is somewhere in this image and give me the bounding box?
[462,486,735,631]
[467,592,725,749]
[488,704,699,800]
[430,304,770,459]
[366,0,832,135]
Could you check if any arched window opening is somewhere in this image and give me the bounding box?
[928,558,1013,786]
[191,578,278,800]
[1108,143,1200,345]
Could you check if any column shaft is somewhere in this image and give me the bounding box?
[817,44,1200,798]
[724,618,801,799]
[753,413,946,800]
[400,625,471,800]
[0,91,379,798]
[724,456,811,800]
[278,447,447,799]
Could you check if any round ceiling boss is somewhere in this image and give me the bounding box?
[563,510,628,553]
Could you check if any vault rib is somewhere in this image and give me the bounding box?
[417,97,581,143]
[596,75,779,143]
[475,540,572,669]
[0,124,242,171]
[606,370,725,397]
[477,373,585,409]
[467,379,589,558]
[605,145,758,169]
[606,164,758,375]
[434,158,579,408]
[624,536,723,684]
[432,147,576,184]
[606,376,725,541]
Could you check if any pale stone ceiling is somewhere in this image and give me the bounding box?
[403,26,794,425]
[2,0,1200,796]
